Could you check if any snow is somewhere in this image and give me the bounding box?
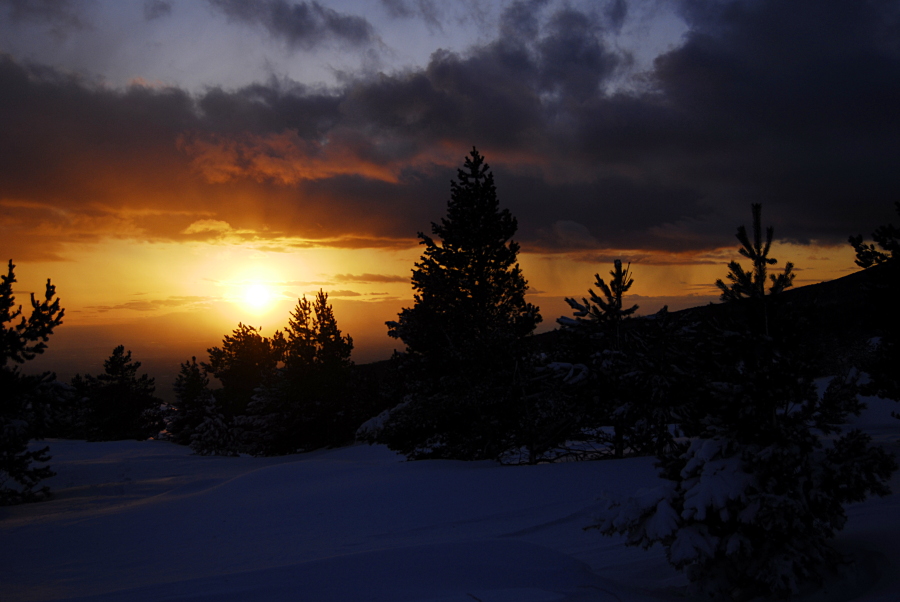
[2,396,899,602]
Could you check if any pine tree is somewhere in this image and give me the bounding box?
[284,290,353,377]
[1,260,63,505]
[387,147,541,377]
[559,263,685,459]
[376,148,541,460]
[716,203,795,301]
[167,357,212,446]
[562,259,638,346]
[203,323,284,421]
[190,392,237,457]
[849,203,900,410]
[559,259,639,458]
[73,346,164,441]
[860,287,900,414]
[244,291,355,455]
[715,204,795,337]
[849,201,900,268]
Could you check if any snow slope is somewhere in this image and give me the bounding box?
[2,396,898,602]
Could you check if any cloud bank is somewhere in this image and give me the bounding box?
[2,0,899,263]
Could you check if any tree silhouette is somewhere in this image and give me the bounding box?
[244,290,356,455]
[716,204,794,301]
[715,204,795,337]
[1,260,64,365]
[850,203,900,410]
[283,290,353,377]
[387,147,540,376]
[167,356,212,446]
[849,201,900,268]
[375,148,541,460]
[1,260,63,504]
[73,345,163,441]
[559,262,683,459]
[563,259,638,346]
[203,323,283,420]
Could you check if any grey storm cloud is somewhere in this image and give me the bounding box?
[143,0,172,21]
[207,0,376,49]
[2,0,900,262]
[604,0,628,32]
[380,0,442,30]
[0,0,85,30]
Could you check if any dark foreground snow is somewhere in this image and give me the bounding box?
[2,396,899,602]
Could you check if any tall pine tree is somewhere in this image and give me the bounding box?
[387,147,540,377]
[375,148,541,460]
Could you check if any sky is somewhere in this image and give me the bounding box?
[2,0,899,384]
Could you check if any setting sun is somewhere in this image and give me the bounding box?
[243,283,276,313]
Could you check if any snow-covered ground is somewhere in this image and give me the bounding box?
[2,396,899,602]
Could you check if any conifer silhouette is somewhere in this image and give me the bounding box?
[563,259,638,347]
[716,203,794,301]
[387,147,540,376]
[375,148,541,460]
[1,260,63,504]
[849,201,900,268]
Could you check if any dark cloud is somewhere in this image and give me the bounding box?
[207,0,376,49]
[498,0,550,42]
[640,0,900,238]
[380,0,441,30]
[0,0,84,30]
[3,0,900,264]
[143,0,172,21]
[605,0,628,32]
[537,8,622,102]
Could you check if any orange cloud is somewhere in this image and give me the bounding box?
[181,219,233,235]
[177,130,403,185]
[333,272,408,283]
[86,296,215,313]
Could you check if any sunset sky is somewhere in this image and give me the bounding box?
[2,0,899,389]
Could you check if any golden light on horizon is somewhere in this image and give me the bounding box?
[7,237,862,374]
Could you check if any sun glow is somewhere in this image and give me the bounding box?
[242,283,276,313]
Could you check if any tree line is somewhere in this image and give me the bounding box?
[2,148,899,599]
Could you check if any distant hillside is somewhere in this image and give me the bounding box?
[673,262,895,360]
[357,262,896,378]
